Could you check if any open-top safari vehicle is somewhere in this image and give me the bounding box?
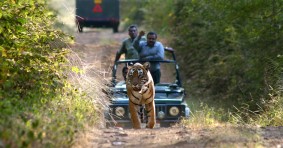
[104,47,190,128]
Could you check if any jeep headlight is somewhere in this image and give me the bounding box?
[158,111,165,119]
[169,106,179,116]
[115,107,125,117]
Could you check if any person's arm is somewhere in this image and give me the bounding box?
[156,42,165,60]
[115,41,126,61]
[133,31,145,52]
[115,51,121,62]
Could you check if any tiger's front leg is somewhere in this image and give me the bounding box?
[129,101,142,129]
[145,100,156,128]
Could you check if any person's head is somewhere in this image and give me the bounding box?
[146,31,157,47]
[128,24,138,39]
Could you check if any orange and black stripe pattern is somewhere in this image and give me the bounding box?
[126,62,156,129]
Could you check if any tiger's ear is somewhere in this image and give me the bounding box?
[143,62,150,71]
[126,62,133,69]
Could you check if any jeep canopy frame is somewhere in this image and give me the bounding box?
[111,47,182,87]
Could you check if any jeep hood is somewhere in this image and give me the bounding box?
[111,83,185,104]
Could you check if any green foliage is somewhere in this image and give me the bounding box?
[120,0,147,31]
[0,0,66,101]
[169,0,283,122]
[0,1,102,147]
[230,56,283,125]
[183,102,226,128]
[142,0,176,35]
[120,0,176,35]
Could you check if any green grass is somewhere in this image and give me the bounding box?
[182,82,283,128]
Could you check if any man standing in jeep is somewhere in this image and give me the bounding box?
[115,24,146,80]
[115,25,146,61]
[133,31,164,84]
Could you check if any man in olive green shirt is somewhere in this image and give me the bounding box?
[115,25,146,80]
[115,25,146,61]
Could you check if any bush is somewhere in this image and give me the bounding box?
[0,1,107,147]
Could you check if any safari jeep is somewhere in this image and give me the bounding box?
[105,47,190,128]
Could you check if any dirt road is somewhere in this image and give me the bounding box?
[72,28,283,148]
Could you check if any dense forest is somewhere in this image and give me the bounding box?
[0,0,282,147]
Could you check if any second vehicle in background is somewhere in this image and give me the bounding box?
[75,0,120,33]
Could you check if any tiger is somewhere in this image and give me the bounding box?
[126,62,156,129]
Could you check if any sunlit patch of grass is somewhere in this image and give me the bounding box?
[66,45,114,147]
[182,109,264,147]
[181,102,226,129]
[255,93,283,126]
[66,49,111,125]
[228,89,283,126]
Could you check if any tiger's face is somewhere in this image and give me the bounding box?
[126,62,150,91]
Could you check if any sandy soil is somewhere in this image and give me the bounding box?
[72,28,283,148]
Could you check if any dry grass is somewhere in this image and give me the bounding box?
[48,0,112,114]
[65,45,113,147]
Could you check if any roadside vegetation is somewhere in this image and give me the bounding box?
[1,0,282,147]
[0,1,107,147]
[123,0,283,127]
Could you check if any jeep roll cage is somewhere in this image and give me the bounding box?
[111,47,182,87]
